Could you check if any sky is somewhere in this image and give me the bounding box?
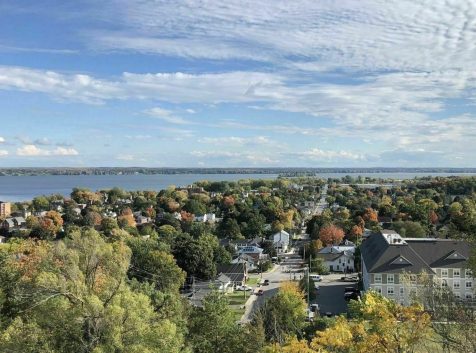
[0,0,475,168]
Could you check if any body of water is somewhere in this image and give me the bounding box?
[0,172,475,202]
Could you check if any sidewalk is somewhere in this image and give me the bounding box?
[240,292,258,323]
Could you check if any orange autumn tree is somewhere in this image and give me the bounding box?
[319,224,345,246]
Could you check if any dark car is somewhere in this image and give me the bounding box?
[256,289,264,296]
[344,292,360,301]
[344,287,359,294]
[263,279,270,286]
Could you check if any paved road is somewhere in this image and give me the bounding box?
[241,253,304,322]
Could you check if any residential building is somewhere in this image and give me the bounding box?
[361,230,474,305]
[270,230,290,254]
[316,245,355,272]
[217,263,247,286]
[1,217,27,232]
[194,213,216,223]
[0,201,11,218]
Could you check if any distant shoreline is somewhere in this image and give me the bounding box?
[2,167,476,177]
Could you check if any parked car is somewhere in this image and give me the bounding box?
[256,289,264,296]
[305,309,315,322]
[309,274,322,282]
[344,292,360,301]
[235,285,252,291]
[344,287,359,294]
[263,279,270,286]
[324,312,333,317]
[310,303,320,313]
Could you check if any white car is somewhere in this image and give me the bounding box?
[235,285,252,291]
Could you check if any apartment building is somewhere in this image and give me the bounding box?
[0,201,11,218]
[361,230,474,305]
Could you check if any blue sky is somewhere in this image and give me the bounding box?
[0,0,475,167]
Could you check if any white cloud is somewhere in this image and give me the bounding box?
[87,0,476,74]
[145,107,190,124]
[198,136,272,146]
[297,148,366,161]
[16,144,79,156]
[190,150,279,165]
[0,137,4,143]
[0,149,8,156]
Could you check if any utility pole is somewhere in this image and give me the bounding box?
[308,256,311,305]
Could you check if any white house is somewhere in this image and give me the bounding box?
[316,245,355,273]
[194,213,216,223]
[270,230,290,254]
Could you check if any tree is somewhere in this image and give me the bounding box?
[392,220,426,238]
[319,224,345,246]
[127,237,185,292]
[30,210,63,239]
[0,229,186,353]
[311,291,431,353]
[101,217,119,236]
[217,217,242,239]
[255,281,307,344]
[32,196,50,211]
[118,207,136,227]
[188,291,263,353]
[183,199,207,215]
[172,233,216,279]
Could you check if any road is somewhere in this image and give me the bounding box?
[241,252,304,322]
[313,183,328,215]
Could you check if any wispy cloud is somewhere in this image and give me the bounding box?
[16,144,79,156]
[144,107,190,124]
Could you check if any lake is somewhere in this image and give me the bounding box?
[0,172,475,202]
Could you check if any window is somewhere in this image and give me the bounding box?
[441,269,448,278]
[400,287,405,296]
[466,269,473,278]
[454,281,460,289]
[374,287,382,294]
[374,274,382,284]
[441,279,448,287]
[387,274,394,284]
[387,287,394,295]
[466,281,472,289]
[465,293,473,300]
[410,274,417,284]
[454,269,460,278]
[455,293,461,299]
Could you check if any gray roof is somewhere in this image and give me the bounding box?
[361,231,470,274]
[316,252,344,262]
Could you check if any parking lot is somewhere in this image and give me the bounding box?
[311,273,359,316]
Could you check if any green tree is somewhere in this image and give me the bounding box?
[0,229,186,353]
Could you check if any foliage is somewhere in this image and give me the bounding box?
[255,281,307,344]
[319,224,345,246]
[0,229,186,353]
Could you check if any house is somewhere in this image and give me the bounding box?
[361,229,474,305]
[217,263,248,286]
[135,215,152,225]
[316,245,355,273]
[0,201,11,218]
[231,254,258,271]
[270,230,290,254]
[185,274,233,307]
[237,245,265,262]
[0,236,6,243]
[194,213,216,223]
[1,217,27,232]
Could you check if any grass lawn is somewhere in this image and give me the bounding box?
[226,291,250,322]
[247,277,260,286]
